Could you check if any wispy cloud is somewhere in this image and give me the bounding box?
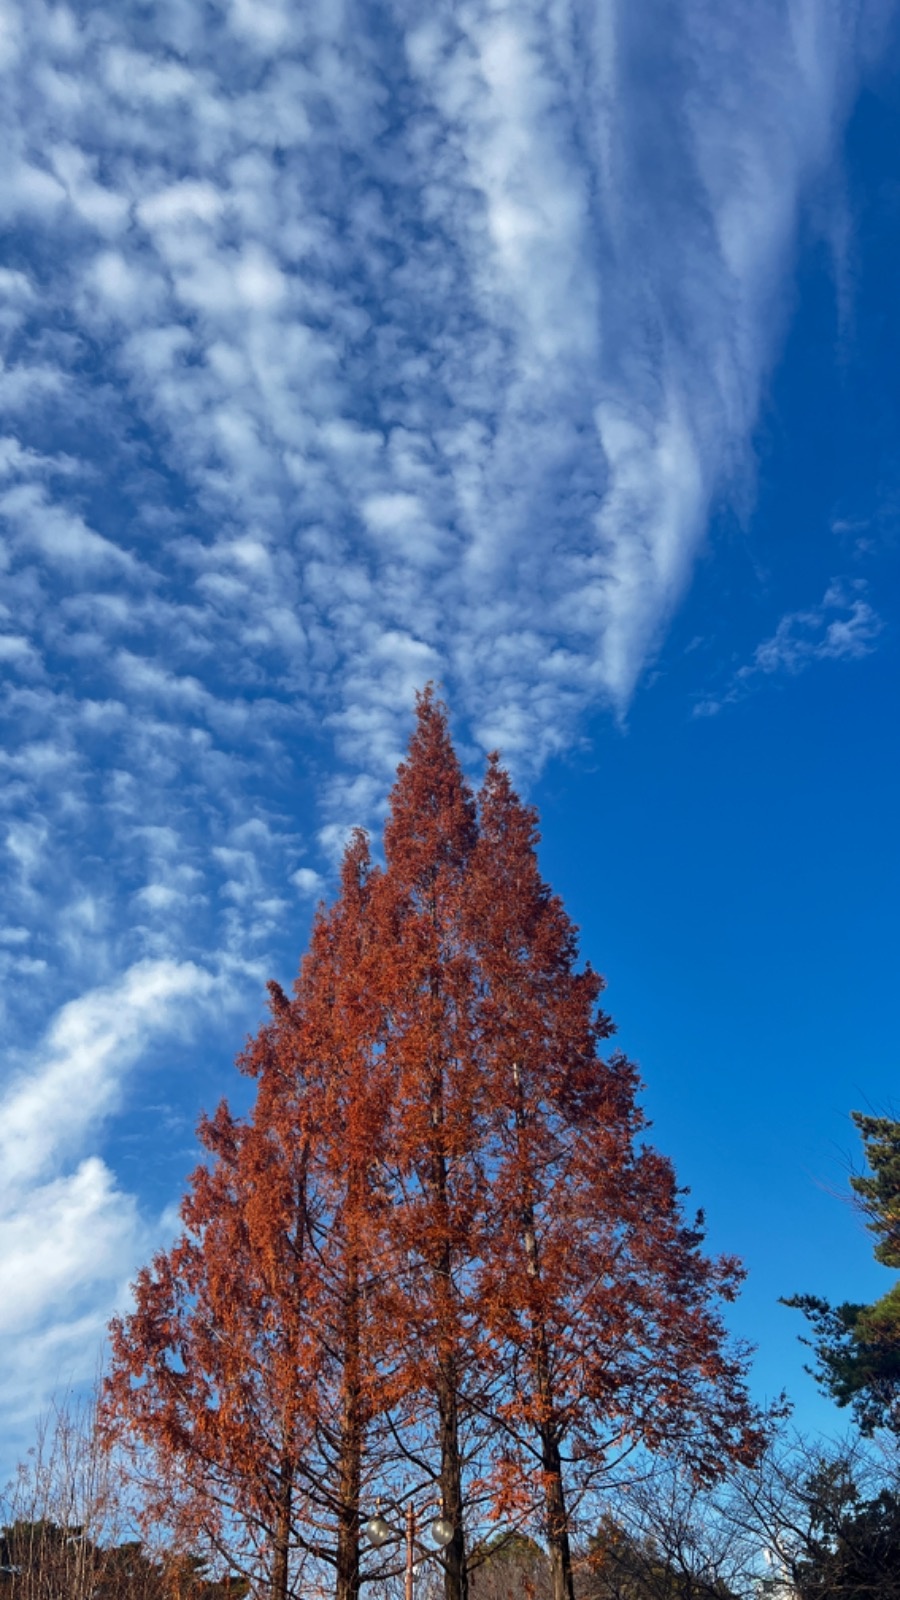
[749,582,883,673]
[0,959,215,1437]
[694,580,884,715]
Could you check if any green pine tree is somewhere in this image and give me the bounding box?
[784,1113,900,1436]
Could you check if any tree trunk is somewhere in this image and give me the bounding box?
[272,1148,311,1600]
[513,1063,575,1600]
[430,1022,468,1600]
[539,1413,576,1600]
[335,1253,362,1600]
[271,1456,293,1600]
[334,1422,361,1600]
[437,1354,468,1600]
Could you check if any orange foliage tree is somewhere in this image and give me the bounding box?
[103,690,768,1600]
[467,757,768,1600]
[102,997,324,1597]
[103,837,396,1600]
[365,696,492,1600]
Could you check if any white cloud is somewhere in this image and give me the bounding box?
[0,959,217,1440]
[0,359,68,411]
[0,436,78,479]
[136,179,225,233]
[694,580,883,714]
[227,0,293,49]
[0,631,40,670]
[48,142,129,233]
[0,267,35,337]
[361,491,445,566]
[233,244,286,310]
[84,249,162,316]
[0,159,67,221]
[0,482,137,574]
[103,44,199,103]
[0,1156,139,1337]
[0,2,20,72]
[750,585,883,674]
[0,957,214,1185]
[590,393,707,705]
[291,865,324,898]
[4,818,48,883]
[114,650,209,709]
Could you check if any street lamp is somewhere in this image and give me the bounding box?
[364,1515,393,1549]
[364,1503,454,1600]
[429,1518,454,1549]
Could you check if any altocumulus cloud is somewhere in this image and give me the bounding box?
[0,0,894,1454]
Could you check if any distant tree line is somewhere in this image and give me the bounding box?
[0,1392,247,1599]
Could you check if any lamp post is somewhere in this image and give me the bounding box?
[364,1503,454,1600]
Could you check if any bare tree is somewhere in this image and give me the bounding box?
[582,1431,900,1600]
[468,1535,552,1600]
[1,1387,245,1599]
[581,1461,757,1600]
[1,1387,122,1599]
[719,1430,900,1600]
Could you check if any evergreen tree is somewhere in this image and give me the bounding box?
[793,1467,900,1600]
[785,1113,900,1435]
[850,1115,900,1270]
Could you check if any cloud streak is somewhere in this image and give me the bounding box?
[694,580,884,715]
[0,959,215,1437]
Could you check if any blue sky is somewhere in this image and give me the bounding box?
[1,0,898,1475]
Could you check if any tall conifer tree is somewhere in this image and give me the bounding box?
[103,836,395,1599]
[104,689,766,1600]
[281,829,396,1600]
[369,691,484,1600]
[103,1001,323,1597]
[468,755,767,1600]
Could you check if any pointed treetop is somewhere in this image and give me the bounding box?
[478,749,542,855]
[383,685,477,881]
[470,746,612,1106]
[337,824,373,901]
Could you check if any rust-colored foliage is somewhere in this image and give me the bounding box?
[103,689,766,1600]
[365,692,486,1600]
[103,834,395,1600]
[102,991,322,1595]
[466,758,767,1600]
[285,829,400,1600]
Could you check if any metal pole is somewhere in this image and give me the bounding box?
[406,1503,415,1600]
